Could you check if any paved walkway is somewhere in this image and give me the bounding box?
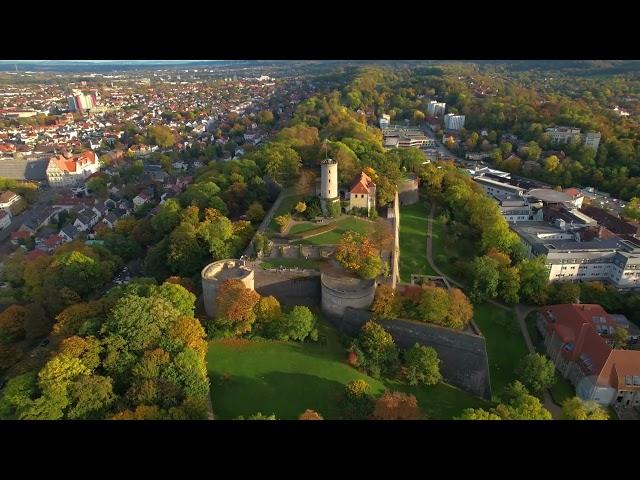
[425,202,563,418]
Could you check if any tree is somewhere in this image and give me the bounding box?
[456,408,502,420]
[268,306,315,342]
[237,412,277,420]
[371,285,401,320]
[469,256,500,302]
[544,155,560,172]
[151,198,182,235]
[147,125,176,148]
[417,285,451,324]
[516,353,556,395]
[59,335,102,371]
[275,214,290,233]
[246,202,265,224]
[215,279,261,335]
[66,375,116,420]
[518,257,549,305]
[340,380,375,420]
[622,197,640,222]
[298,409,324,420]
[372,392,424,420]
[547,282,580,304]
[494,381,552,420]
[168,316,208,359]
[335,231,378,274]
[255,296,282,325]
[612,326,629,349]
[294,201,307,214]
[167,223,209,277]
[152,282,196,317]
[404,343,442,386]
[354,321,399,377]
[445,288,474,330]
[0,372,37,419]
[358,254,382,279]
[0,305,26,344]
[562,397,609,420]
[86,176,108,198]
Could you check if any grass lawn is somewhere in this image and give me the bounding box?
[550,376,574,405]
[430,210,474,283]
[294,216,374,246]
[473,303,529,400]
[399,201,434,280]
[288,222,324,235]
[260,258,323,270]
[267,189,304,233]
[207,318,490,419]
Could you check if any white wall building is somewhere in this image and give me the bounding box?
[444,113,465,131]
[46,151,100,188]
[427,101,446,117]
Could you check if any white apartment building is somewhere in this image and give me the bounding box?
[474,176,525,198]
[546,126,582,144]
[46,151,101,187]
[379,114,390,129]
[584,131,601,151]
[492,193,544,223]
[427,101,446,117]
[444,113,465,131]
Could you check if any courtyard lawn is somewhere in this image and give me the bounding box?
[399,201,434,281]
[295,216,374,245]
[550,375,574,405]
[207,318,490,419]
[473,303,529,400]
[430,209,474,284]
[260,258,323,270]
[267,189,304,233]
[288,222,324,235]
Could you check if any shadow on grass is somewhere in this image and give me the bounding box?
[210,372,348,420]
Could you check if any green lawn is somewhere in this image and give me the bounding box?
[207,318,490,419]
[267,189,304,233]
[399,201,434,280]
[430,210,474,283]
[288,222,325,235]
[294,216,374,245]
[260,258,323,270]
[473,304,529,400]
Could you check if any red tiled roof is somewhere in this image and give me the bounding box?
[10,230,32,241]
[0,190,18,203]
[563,187,582,199]
[25,249,48,261]
[350,171,375,195]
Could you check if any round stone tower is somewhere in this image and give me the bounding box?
[320,158,338,201]
[201,259,255,318]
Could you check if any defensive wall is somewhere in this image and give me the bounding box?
[201,259,254,317]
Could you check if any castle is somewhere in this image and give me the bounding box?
[318,157,376,214]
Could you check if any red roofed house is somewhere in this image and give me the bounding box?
[348,171,376,213]
[10,230,32,245]
[537,304,640,408]
[563,187,584,208]
[46,151,100,187]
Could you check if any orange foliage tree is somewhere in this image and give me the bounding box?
[335,231,378,273]
[298,409,324,420]
[372,392,424,420]
[215,279,261,335]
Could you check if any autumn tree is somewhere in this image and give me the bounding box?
[562,397,609,420]
[612,326,629,349]
[351,321,399,377]
[214,279,261,335]
[371,285,401,320]
[0,305,26,344]
[299,409,324,420]
[340,379,375,420]
[275,215,290,233]
[372,392,424,420]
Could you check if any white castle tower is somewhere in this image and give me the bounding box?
[320,157,338,201]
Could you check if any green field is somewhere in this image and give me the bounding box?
[260,258,323,270]
[473,304,529,400]
[207,319,490,419]
[399,201,434,280]
[288,222,326,235]
[267,189,304,233]
[294,216,374,245]
[430,210,474,283]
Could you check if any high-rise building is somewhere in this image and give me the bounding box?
[545,126,582,144]
[379,114,390,129]
[427,100,446,117]
[67,89,97,112]
[444,113,465,131]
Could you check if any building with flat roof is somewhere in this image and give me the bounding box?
[474,175,525,197]
[444,113,465,131]
[427,101,446,117]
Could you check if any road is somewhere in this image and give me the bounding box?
[424,202,563,418]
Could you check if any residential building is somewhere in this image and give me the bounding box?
[59,224,79,242]
[546,126,582,144]
[46,151,100,187]
[67,89,98,113]
[133,192,151,208]
[444,113,465,131]
[73,208,100,232]
[537,304,640,408]
[0,190,23,215]
[379,114,390,129]
[584,131,601,151]
[0,210,11,230]
[427,101,446,117]
[492,193,544,223]
[474,176,525,197]
[348,171,376,213]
